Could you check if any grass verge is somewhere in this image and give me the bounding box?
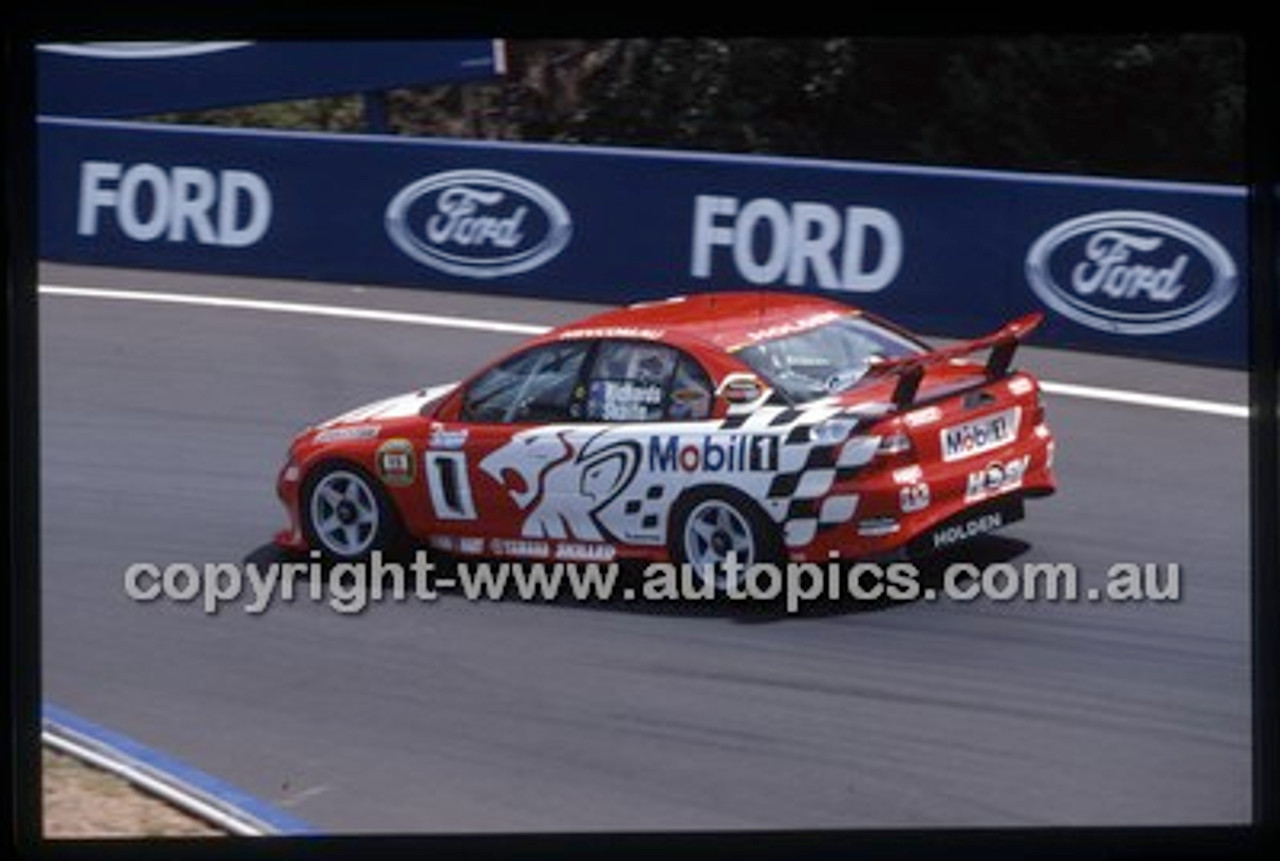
[42,746,225,838]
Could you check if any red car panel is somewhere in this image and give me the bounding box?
[275,292,1056,569]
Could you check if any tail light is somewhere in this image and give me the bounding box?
[1031,386,1046,427]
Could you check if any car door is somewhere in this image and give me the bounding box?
[424,338,717,554]
[420,339,593,552]
[548,340,716,549]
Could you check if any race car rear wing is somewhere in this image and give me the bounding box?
[869,312,1044,411]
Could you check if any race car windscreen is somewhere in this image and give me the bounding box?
[735,314,929,403]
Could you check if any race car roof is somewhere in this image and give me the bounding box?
[547,291,863,353]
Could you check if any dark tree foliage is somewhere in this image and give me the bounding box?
[157,36,1246,184]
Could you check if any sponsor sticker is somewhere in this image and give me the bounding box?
[375,438,416,486]
[554,542,617,562]
[916,497,1025,554]
[964,454,1031,503]
[940,407,1020,462]
[490,538,551,558]
[589,380,664,421]
[744,310,844,343]
[899,482,931,513]
[314,424,381,443]
[932,511,1003,550]
[558,326,665,341]
[428,425,469,449]
[647,434,778,473]
[457,537,486,555]
[892,464,924,484]
[903,405,942,428]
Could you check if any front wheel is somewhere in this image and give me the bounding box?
[669,488,781,594]
[302,463,403,561]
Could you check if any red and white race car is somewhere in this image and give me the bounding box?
[275,292,1055,576]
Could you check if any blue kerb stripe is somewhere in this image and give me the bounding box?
[43,702,317,835]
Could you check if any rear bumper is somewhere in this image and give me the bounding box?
[902,492,1032,559]
[795,424,1056,562]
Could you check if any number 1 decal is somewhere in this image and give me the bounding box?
[425,450,477,520]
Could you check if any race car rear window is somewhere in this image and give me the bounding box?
[735,315,927,403]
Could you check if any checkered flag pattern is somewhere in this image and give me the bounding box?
[725,404,882,548]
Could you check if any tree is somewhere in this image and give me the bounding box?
[150,36,1245,184]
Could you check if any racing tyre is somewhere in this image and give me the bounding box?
[302,462,405,562]
[669,487,782,595]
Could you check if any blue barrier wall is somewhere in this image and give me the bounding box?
[37,41,504,117]
[38,116,1248,366]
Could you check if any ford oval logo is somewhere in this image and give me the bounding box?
[1025,210,1237,336]
[385,169,572,279]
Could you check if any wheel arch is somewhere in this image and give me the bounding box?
[299,456,409,559]
[666,481,784,567]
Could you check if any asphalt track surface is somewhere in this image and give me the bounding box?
[38,263,1252,832]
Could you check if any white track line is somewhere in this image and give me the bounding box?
[39,283,1248,420]
[1039,381,1247,419]
[38,283,549,336]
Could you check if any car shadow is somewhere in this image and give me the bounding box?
[243,542,297,568]
[723,535,1035,624]
[243,534,1035,625]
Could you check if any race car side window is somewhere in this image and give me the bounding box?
[582,341,712,422]
[460,342,591,423]
[665,354,713,420]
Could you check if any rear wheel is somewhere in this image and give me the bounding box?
[302,463,403,561]
[670,488,781,594]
